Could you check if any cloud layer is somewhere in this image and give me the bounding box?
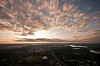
[0,0,100,42]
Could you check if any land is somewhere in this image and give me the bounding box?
[0,43,100,66]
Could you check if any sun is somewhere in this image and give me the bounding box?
[34,30,49,39]
[18,30,50,39]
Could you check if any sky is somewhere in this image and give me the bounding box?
[0,0,100,43]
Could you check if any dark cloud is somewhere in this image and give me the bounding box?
[15,38,66,42]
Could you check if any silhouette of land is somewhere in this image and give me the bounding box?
[0,43,100,66]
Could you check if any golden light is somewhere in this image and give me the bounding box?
[18,30,50,39]
[34,30,49,39]
[18,35,34,39]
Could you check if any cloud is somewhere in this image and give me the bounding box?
[71,30,100,42]
[15,38,66,42]
[91,11,100,22]
[84,30,100,42]
[0,0,50,35]
[0,0,88,32]
[0,0,100,43]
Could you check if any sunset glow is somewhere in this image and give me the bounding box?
[0,0,100,43]
[34,30,49,39]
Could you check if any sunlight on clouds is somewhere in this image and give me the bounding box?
[18,30,50,39]
[0,30,18,43]
[34,30,50,39]
[0,0,100,43]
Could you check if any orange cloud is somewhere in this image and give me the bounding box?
[0,0,100,42]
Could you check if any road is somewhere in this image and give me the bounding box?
[50,49,67,66]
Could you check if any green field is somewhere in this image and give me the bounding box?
[25,56,42,63]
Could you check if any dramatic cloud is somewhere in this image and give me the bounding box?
[0,0,88,32]
[0,0,100,43]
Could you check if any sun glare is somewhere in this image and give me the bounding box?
[18,30,49,39]
[34,30,49,39]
